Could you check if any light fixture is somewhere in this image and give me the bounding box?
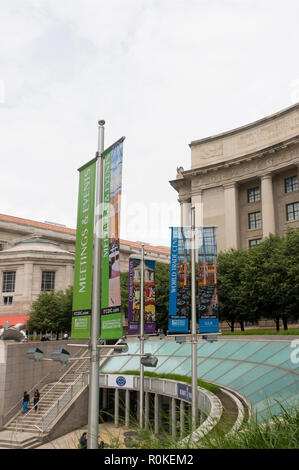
[27,347,44,362]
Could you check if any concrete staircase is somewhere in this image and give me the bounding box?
[1,349,90,448]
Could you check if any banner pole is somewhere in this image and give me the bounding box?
[139,243,145,428]
[88,120,105,449]
[191,206,197,430]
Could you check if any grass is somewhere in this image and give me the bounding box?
[222,329,299,335]
[107,370,220,394]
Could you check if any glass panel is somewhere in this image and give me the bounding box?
[196,341,228,357]
[229,342,269,360]
[264,344,296,367]
[209,341,247,358]
[245,371,293,403]
[247,342,286,363]
[200,359,237,382]
[196,358,222,378]
[229,364,271,390]
[217,362,257,387]
[240,368,287,398]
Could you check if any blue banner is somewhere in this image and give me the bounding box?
[168,227,191,333]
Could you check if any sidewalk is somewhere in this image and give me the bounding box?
[37,422,127,449]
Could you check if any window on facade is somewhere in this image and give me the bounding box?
[3,296,13,305]
[249,238,262,248]
[285,176,298,193]
[248,212,262,229]
[41,271,55,291]
[0,243,4,251]
[286,202,299,221]
[248,187,260,203]
[2,271,16,293]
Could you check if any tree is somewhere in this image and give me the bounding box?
[27,286,73,335]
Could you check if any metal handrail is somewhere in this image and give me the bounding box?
[41,373,84,433]
[3,344,87,426]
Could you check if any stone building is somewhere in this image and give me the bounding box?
[0,214,170,326]
[170,102,299,251]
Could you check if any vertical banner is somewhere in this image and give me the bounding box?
[198,227,219,333]
[100,140,124,339]
[128,258,156,335]
[168,227,191,333]
[71,158,96,338]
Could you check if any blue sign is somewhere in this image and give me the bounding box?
[177,383,192,403]
[199,318,219,333]
[168,318,189,333]
[116,376,126,387]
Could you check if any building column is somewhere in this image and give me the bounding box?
[223,182,239,249]
[261,174,276,238]
[114,388,119,427]
[125,390,130,427]
[23,263,33,303]
[180,400,185,439]
[145,392,149,429]
[171,397,176,439]
[191,190,203,227]
[154,393,159,435]
[180,199,191,226]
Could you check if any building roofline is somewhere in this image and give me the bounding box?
[189,102,299,148]
[0,213,170,255]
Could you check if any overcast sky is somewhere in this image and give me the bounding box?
[0,0,298,246]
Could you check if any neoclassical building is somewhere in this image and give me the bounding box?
[0,214,170,325]
[170,102,299,251]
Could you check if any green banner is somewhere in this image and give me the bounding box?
[100,312,123,340]
[100,140,124,339]
[71,158,96,339]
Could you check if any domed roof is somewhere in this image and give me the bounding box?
[1,236,72,254]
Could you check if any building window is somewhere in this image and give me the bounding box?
[249,238,262,248]
[0,243,4,251]
[2,271,16,293]
[3,296,13,305]
[248,212,262,229]
[41,271,55,291]
[248,187,260,203]
[285,176,298,193]
[286,202,299,221]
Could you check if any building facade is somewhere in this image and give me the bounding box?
[0,214,170,325]
[170,103,299,252]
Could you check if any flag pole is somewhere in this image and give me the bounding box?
[191,205,197,430]
[139,243,145,428]
[88,120,105,449]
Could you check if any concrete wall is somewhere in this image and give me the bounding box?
[0,340,83,427]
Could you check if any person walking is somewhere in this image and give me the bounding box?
[22,391,30,413]
[78,432,87,449]
[33,389,40,412]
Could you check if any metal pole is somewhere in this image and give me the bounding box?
[87,120,105,449]
[139,243,145,428]
[191,205,197,430]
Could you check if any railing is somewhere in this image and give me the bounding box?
[41,373,85,433]
[3,344,88,428]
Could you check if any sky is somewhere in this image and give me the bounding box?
[0,0,298,247]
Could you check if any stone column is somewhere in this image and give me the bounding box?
[171,397,176,439]
[180,400,185,439]
[65,264,73,288]
[261,174,276,237]
[114,388,119,426]
[125,389,130,427]
[23,263,33,303]
[223,182,239,249]
[180,199,191,226]
[154,393,159,435]
[145,392,149,429]
[191,190,203,227]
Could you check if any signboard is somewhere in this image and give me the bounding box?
[107,374,134,389]
[198,227,219,334]
[128,258,156,334]
[71,158,96,339]
[177,383,192,403]
[168,227,191,333]
[100,140,124,339]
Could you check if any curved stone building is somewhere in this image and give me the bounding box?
[170,102,299,251]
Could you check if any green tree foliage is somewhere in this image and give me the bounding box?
[27,286,73,334]
[218,229,299,331]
